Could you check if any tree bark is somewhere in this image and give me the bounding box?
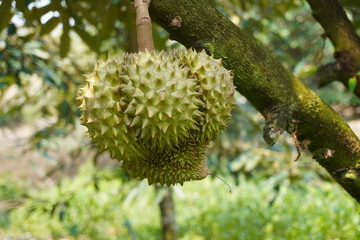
[306,0,360,97]
[149,0,360,203]
[159,188,178,240]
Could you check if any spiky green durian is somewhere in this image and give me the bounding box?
[122,132,210,185]
[174,50,235,141]
[78,49,235,185]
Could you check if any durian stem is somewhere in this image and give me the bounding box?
[213,175,232,194]
[134,0,155,52]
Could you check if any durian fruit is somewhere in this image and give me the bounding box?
[78,48,235,185]
[123,132,210,185]
[174,50,235,141]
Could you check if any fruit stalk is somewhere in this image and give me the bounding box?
[134,0,155,52]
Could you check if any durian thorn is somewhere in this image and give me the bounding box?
[145,90,155,100]
[123,136,130,144]
[114,139,120,146]
[93,131,100,138]
[124,105,136,115]
[150,127,156,138]
[124,114,132,126]
[147,106,158,118]
[147,178,154,185]
[165,137,171,146]
[122,86,136,97]
[192,110,203,119]
[112,128,119,137]
[164,108,172,118]
[160,123,170,134]
[158,112,163,121]
[75,95,83,101]
[135,104,145,115]
[120,124,128,134]
[116,102,122,112]
[133,88,145,98]
[86,116,96,123]
[130,115,142,127]
[114,114,122,125]
[175,107,183,114]
[100,125,108,135]
[170,92,182,98]
[119,146,125,155]
[173,134,178,143]
[107,100,116,109]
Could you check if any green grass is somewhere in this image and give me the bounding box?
[0,162,359,240]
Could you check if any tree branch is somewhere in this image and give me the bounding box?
[159,188,178,240]
[149,0,360,202]
[306,0,360,97]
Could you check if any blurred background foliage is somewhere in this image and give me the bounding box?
[0,0,360,239]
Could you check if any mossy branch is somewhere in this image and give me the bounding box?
[149,0,360,203]
[306,0,360,55]
[306,0,360,97]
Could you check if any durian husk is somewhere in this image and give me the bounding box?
[78,49,235,185]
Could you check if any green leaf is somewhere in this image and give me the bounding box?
[102,4,118,37]
[7,23,16,35]
[23,41,50,59]
[0,82,8,89]
[354,19,360,30]
[0,1,14,33]
[348,77,357,92]
[35,60,62,87]
[28,4,53,22]
[59,100,71,121]
[40,17,61,36]
[60,27,71,58]
[340,0,360,7]
[111,0,121,4]
[73,26,100,52]
[66,1,97,26]
[0,67,22,86]
[7,58,22,71]
[14,0,27,12]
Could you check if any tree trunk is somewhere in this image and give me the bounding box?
[159,188,178,240]
[149,0,360,203]
[306,0,360,97]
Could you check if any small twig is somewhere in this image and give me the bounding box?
[313,34,327,64]
[209,173,232,193]
[292,131,301,161]
[288,121,301,161]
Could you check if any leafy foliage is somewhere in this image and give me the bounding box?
[0,162,359,239]
[0,33,89,127]
[341,0,360,30]
[0,0,168,55]
[1,0,360,239]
